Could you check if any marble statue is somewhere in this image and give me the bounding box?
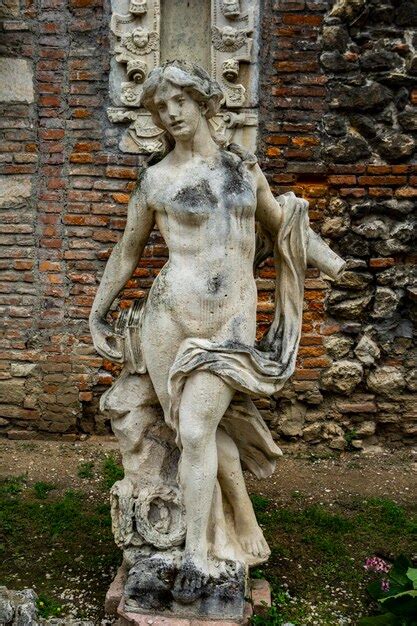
[90,60,345,620]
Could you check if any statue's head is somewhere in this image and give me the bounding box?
[141,61,224,142]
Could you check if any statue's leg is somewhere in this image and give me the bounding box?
[216,428,269,560]
[174,370,234,598]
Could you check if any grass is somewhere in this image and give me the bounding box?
[1,462,416,624]
[33,481,56,499]
[249,495,417,624]
[77,461,95,479]
[102,455,124,489]
[0,471,121,621]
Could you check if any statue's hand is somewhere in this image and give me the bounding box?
[89,316,124,363]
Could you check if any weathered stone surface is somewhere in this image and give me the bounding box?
[322,25,349,52]
[377,265,416,288]
[360,49,402,71]
[355,420,376,437]
[320,360,363,394]
[324,133,371,163]
[320,51,356,72]
[367,366,406,397]
[338,232,370,257]
[0,0,19,17]
[329,82,392,111]
[380,198,414,216]
[302,422,323,442]
[326,291,372,318]
[373,220,416,255]
[398,107,417,131]
[324,335,353,359]
[375,129,415,162]
[329,0,366,22]
[0,379,26,404]
[10,363,38,377]
[352,216,391,240]
[405,369,417,392]
[334,270,372,290]
[0,58,34,103]
[354,335,380,365]
[277,401,306,437]
[395,0,417,26]
[323,113,347,137]
[124,555,246,621]
[0,176,32,208]
[372,287,402,319]
[321,216,349,238]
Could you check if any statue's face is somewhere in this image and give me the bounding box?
[154,80,202,141]
[132,27,149,48]
[221,27,237,47]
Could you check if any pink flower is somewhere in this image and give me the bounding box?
[381,579,390,592]
[364,557,391,574]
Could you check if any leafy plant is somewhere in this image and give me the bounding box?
[36,592,63,618]
[359,555,417,625]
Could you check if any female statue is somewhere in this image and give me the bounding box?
[89,61,344,605]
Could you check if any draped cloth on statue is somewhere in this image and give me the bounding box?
[164,192,309,564]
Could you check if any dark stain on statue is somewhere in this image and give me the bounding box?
[220,151,251,200]
[173,179,217,207]
[207,273,223,295]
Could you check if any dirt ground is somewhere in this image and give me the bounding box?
[1,438,417,624]
[1,437,416,507]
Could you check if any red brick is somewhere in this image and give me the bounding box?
[328,175,357,185]
[39,129,65,140]
[369,258,396,269]
[358,175,407,185]
[282,13,322,25]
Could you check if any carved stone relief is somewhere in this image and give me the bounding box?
[107,0,260,154]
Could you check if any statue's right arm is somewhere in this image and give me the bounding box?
[89,182,155,362]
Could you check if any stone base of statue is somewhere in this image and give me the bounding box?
[106,563,271,624]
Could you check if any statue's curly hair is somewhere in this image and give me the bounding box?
[140,60,224,130]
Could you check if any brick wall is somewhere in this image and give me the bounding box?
[0,0,416,450]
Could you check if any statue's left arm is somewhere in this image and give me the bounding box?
[254,164,345,280]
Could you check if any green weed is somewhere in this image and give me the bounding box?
[33,481,56,499]
[102,456,123,489]
[36,593,63,618]
[77,461,95,479]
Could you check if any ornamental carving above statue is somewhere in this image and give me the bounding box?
[107,0,260,155]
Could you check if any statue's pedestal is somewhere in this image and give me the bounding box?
[106,564,271,625]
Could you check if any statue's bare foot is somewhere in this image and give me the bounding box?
[238,520,270,559]
[172,555,209,604]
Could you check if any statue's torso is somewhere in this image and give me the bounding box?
[143,149,258,341]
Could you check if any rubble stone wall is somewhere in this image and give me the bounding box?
[0,0,416,450]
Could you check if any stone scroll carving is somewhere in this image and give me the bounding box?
[107,0,260,154]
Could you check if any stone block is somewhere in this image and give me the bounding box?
[0,176,32,208]
[250,579,271,616]
[0,379,26,404]
[0,0,20,17]
[105,563,127,616]
[10,363,37,377]
[0,58,34,103]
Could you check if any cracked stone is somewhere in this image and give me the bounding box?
[322,25,349,51]
[329,81,392,110]
[320,360,363,394]
[324,133,371,163]
[352,215,392,239]
[321,216,350,238]
[326,291,373,318]
[367,366,405,397]
[324,335,353,359]
[375,129,415,162]
[334,270,372,290]
[398,107,417,131]
[354,335,380,365]
[372,286,402,318]
[323,113,348,136]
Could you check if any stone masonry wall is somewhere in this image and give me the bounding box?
[0,0,416,451]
